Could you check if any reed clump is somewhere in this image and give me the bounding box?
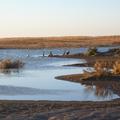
[0,59,24,69]
[94,60,113,77]
[113,60,120,75]
[85,47,98,56]
[93,60,120,77]
[84,60,120,78]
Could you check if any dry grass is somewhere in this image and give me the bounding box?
[93,60,120,77]
[113,60,120,75]
[0,59,24,69]
[0,36,119,48]
[94,60,113,77]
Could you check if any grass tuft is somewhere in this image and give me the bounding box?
[85,47,98,56]
[93,60,120,77]
[113,60,120,75]
[0,59,24,69]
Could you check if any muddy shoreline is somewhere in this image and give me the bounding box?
[0,99,120,120]
[55,55,120,68]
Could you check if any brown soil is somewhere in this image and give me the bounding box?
[56,73,120,83]
[0,100,120,120]
[57,55,120,68]
[0,36,120,49]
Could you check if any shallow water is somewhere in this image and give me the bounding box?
[0,46,119,59]
[0,47,119,101]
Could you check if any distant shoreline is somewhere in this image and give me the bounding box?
[0,36,119,49]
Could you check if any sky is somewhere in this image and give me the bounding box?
[0,0,120,37]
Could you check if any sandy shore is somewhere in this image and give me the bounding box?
[0,100,120,120]
[0,36,120,49]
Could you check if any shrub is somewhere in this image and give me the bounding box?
[0,59,24,69]
[85,47,98,56]
[113,60,120,75]
[93,60,115,77]
[93,59,120,77]
[94,61,109,76]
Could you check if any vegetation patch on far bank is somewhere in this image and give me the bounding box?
[0,36,120,49]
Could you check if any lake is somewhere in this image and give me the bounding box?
[0,47,119,101]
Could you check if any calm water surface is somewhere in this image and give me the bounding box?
[0,47,119,101]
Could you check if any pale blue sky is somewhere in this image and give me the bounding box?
[0,0,120,37]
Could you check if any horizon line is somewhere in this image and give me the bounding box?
[0,35,120,39]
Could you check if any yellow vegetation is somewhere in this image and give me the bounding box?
[93,60,120,77]
[0,59,24,69]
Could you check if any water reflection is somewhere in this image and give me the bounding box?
[0,69,20,75]
[83,81,120,98]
